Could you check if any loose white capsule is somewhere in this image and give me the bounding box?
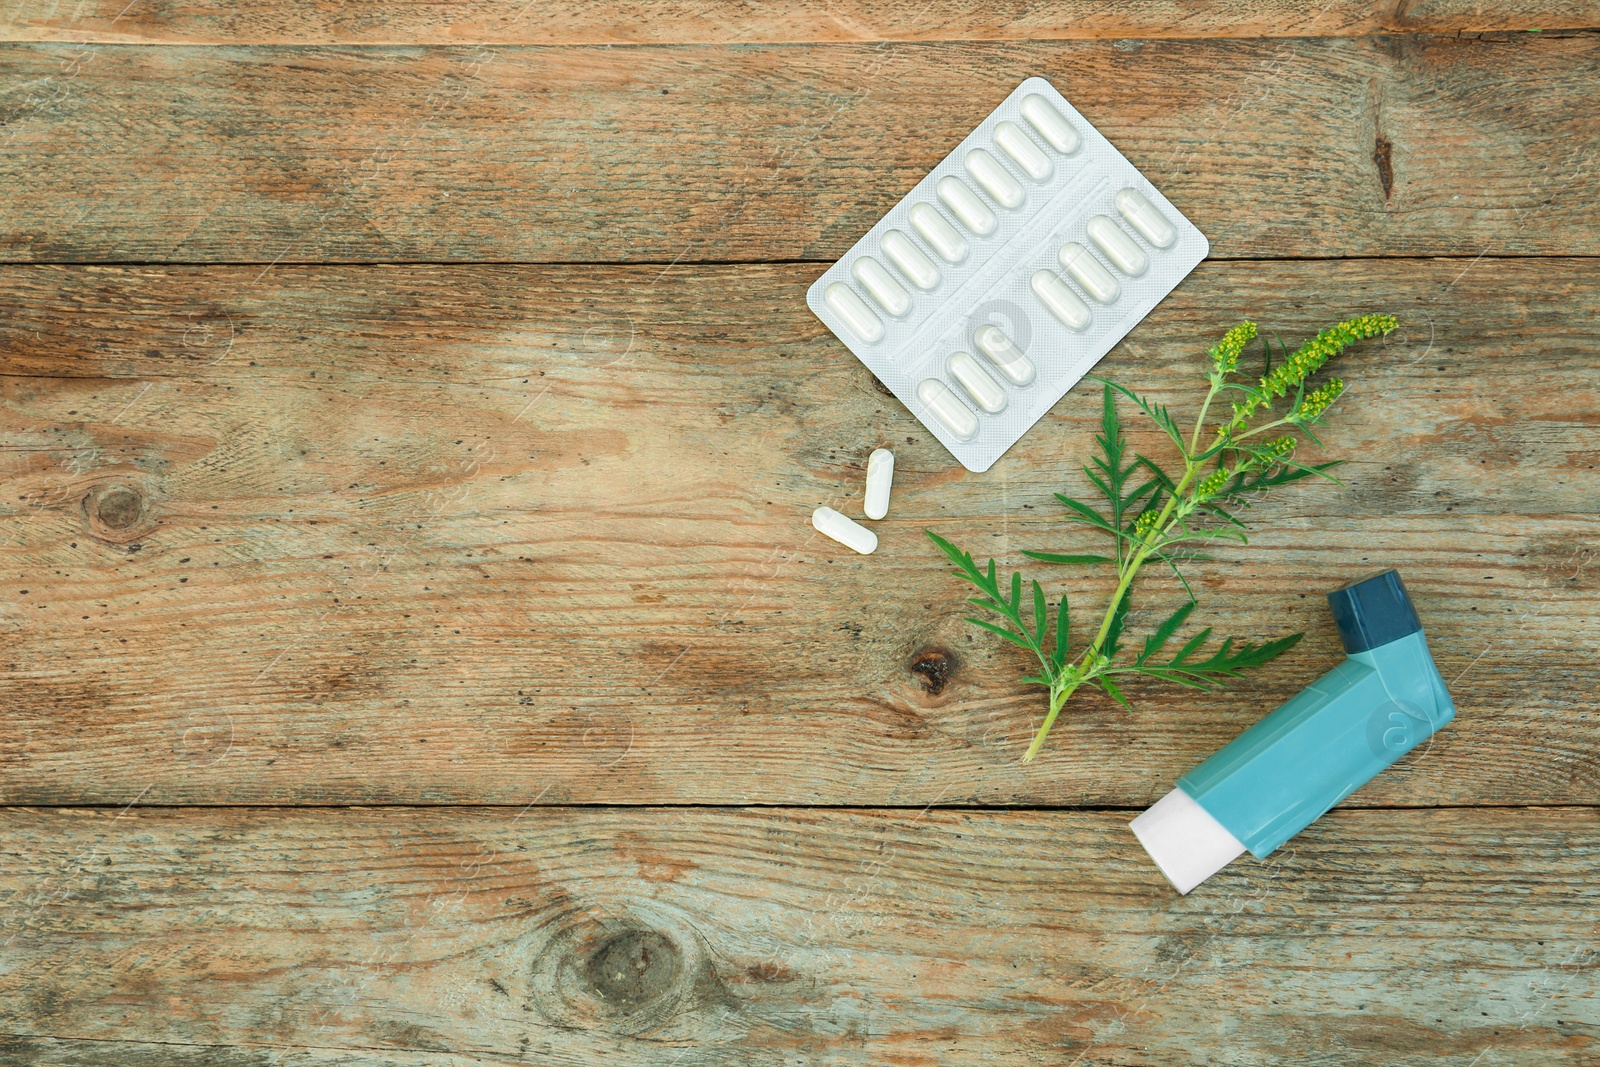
[936,177,997,236]
[823,282,884,343]
[863,448,894,520]
[993,121,1052,182]
[908,203,968,264]
[1030,269,1091,331]
[880,229,940,290]
[917,378,978,440]
[1020,94,1080,154]
[813,506,877,555]
[851,256,910,317]
[965,149,1023,210]
[973,325,1036,386]
[1086,215,1148,276]
[1115,187,1177,249]
[948,351,1007,414]
[1058,241,1120,304]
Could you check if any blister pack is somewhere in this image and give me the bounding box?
[806,77,1208,472]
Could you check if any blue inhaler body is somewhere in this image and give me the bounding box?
[1131,570,1455,894]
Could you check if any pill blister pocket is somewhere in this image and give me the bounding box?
[806,77,1208,472]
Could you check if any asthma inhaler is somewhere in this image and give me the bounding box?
[1131,570,1455,894]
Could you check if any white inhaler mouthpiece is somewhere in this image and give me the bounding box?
[1129,788,1248,895]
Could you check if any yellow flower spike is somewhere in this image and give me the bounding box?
[1234,314,1396,423]
[1208,320,1257,377]
[1296,378,1346,422]
[1196,469,1230,499]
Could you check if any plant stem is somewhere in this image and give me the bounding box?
[1023,676,1082,762]
[1231,416,1292,444]
[1022,379,1225,762]
[1189,379,1220,455]
[1088,380,1220,654]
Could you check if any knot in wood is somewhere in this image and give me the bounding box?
[909,647,956,695]
[580,928,682,1014]
[83,483,151,541]
[93,486,143,528]
[529,906,730,1038]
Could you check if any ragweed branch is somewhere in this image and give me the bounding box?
[928,314,1398,762]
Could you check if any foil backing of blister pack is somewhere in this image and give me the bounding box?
[806,76,1208,472]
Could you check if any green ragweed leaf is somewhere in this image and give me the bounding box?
[1098,674,1133,711]
[1051,595,1070,668]
[926,529,1073,699]
[1135,600,1196,666]
[1118,629,1303,690]
[1021,551,1114,565]
[1054,492,1116,533]
[1093,378,1186,449]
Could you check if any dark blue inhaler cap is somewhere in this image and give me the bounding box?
[1327,569,1423,653]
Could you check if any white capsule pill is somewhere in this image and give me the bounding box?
[1058,241,1120,304]
[1115,188,1177,249]
[917,378,978,440]
[973,325,1036,386]
[1030,269,1091,331]
[880,229,940,290]
[863,447,894,520]
[936,176,997,236]
[1086,215,1148,276]
[948,351,1007,414]
[823,282,884,343]
[813,506,877,555]
[965,149,1023,210]
[851,256,910,317]
[1020,94,1080,155]
[908,202,968,264]
[993,121,1052,182]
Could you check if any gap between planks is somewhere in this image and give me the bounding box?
[2,253,1597,271]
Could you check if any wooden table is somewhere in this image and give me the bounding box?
[2,3,1598,1063]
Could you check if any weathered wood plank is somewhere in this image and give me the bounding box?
[1,34,1596,263]
[0,1037,478,1067]
[0,805,1596,1065]
[1,258,1595,807]
[4,0,1594,45]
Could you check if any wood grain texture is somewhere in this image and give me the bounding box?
[0,804,1596,1065]
[2,8,1594,1063]
[5,0,1596,44]
[1,33,1597,263]
[2,257,1596,807]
